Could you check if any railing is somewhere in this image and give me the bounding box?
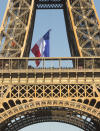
[0,57,100,71]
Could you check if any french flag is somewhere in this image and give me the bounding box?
[31,30,50,66]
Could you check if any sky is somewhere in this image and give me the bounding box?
[0,0,100,131]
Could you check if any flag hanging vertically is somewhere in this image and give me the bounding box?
[31,30,51,66]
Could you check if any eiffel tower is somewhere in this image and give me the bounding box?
[0,0,100,131]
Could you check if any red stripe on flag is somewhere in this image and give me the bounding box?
[31,44,41,57]
[31,44,41,67]
[36,60,40,67]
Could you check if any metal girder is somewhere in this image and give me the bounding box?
[0,0,36,57]
[66,0,100,56]
[36,0,64,9]
[0,0,100,131]
[1,108,98,131]
[0,57,99,130]
[0,0,100,57]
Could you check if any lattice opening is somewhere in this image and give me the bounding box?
[89,99,96,107]
[84,99,89,104]
[22,99,27,103]
[77,99,82,103]
[3,102,10,110]
[0,108,4,113]
[16,100,21,105]
[95,102,100,109]
[9,100,15,107]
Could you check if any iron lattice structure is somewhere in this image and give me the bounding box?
[0,0,100,131]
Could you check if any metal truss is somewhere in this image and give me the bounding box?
[0,0,100,57]
[1,108,97,131]
[0,57,100,130]
[0,0,36,57]
[36,0,64,9]
[0,0,100,131]
[65,0,100,56]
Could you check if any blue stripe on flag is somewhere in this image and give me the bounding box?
[43,31,50,57]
